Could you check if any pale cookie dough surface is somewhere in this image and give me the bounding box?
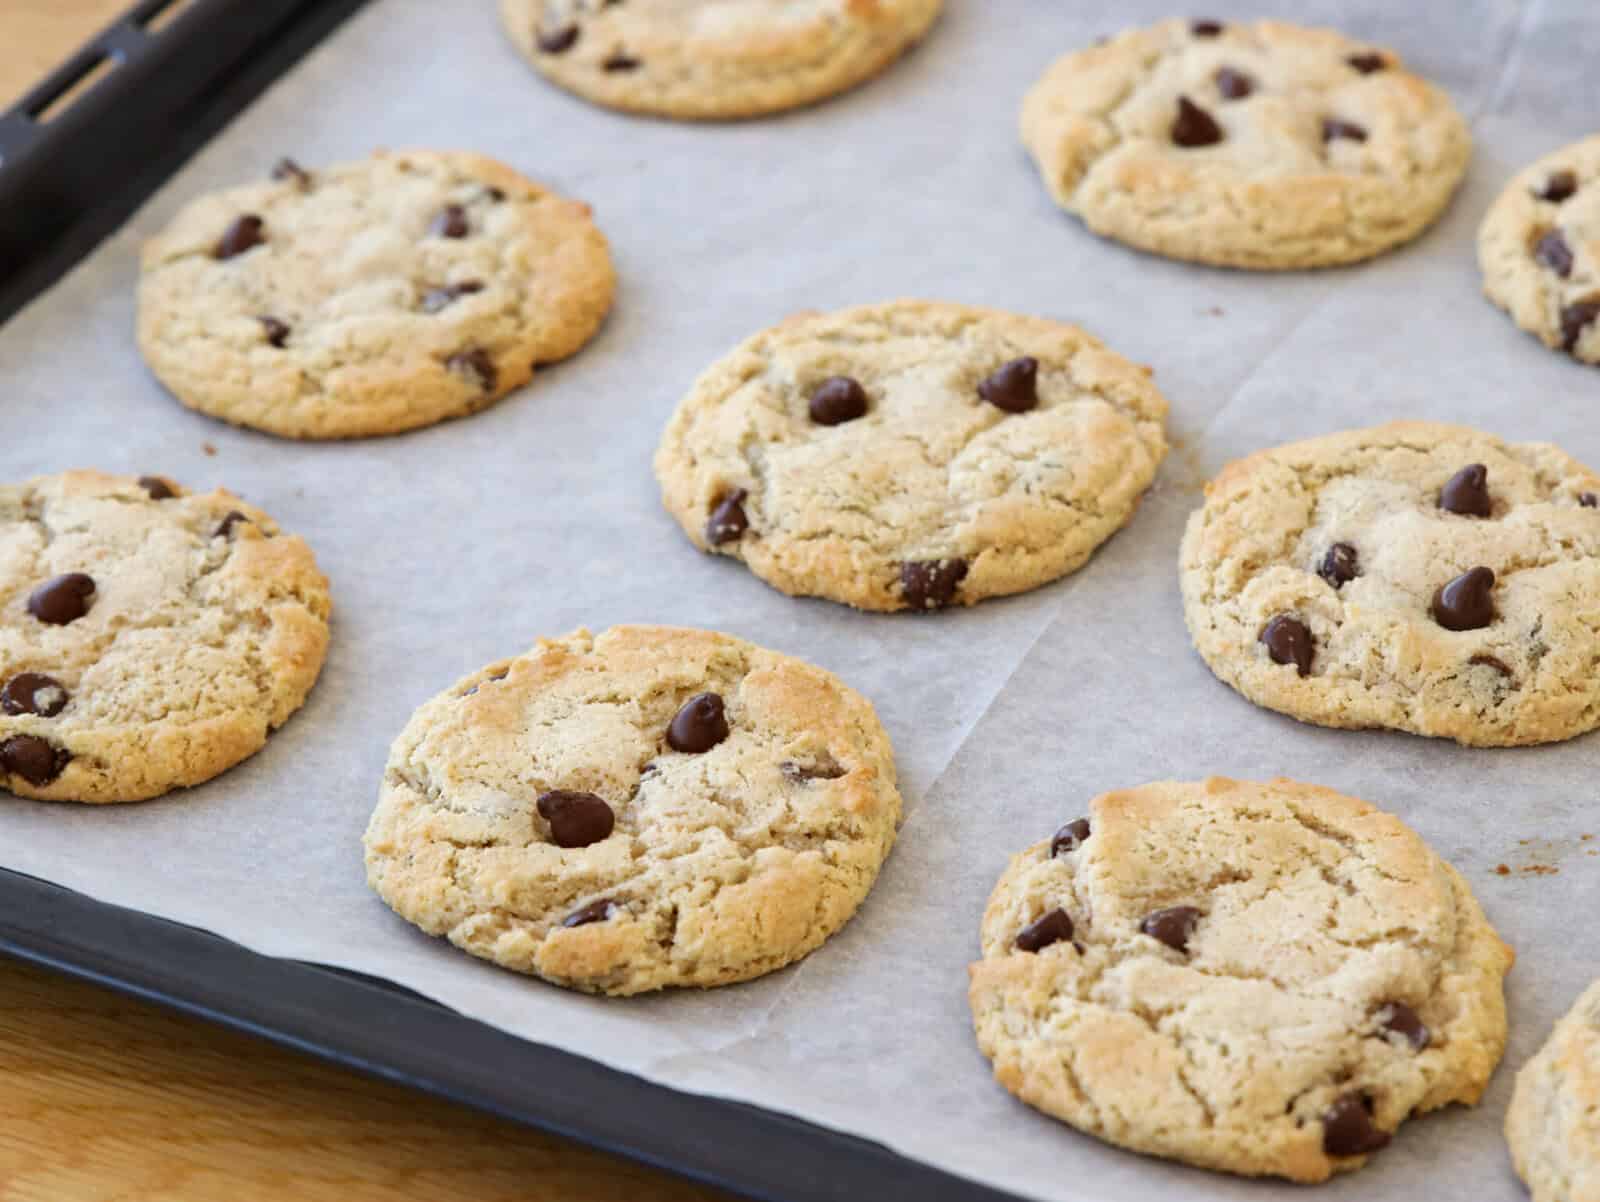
[654,301,1169,612]
[1180,422,1600,747]
[501,0,942,121]
[1479,134,1600,364]
[1507,978,1600,1202]
[969,777,1513,1183]
[0,471,331,804]
[1020,18,1472,269]
[137,150,615,439]
[363,625,901,996]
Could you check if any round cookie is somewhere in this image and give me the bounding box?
[1180,422,1600,747]
[1506,979,1600,1202]
[968,776,1513,1183]
[138,150,615,439]
[363,625,901,995]
[654,301,1169,612]
[1478,135,1600,364]
[0,470,331,803]
[1020,18,1471,269]
[500,0,942,121]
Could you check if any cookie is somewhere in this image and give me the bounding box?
[1020,19,1471,269]
[500,0,942,121]
[1180,422,1600,747]
[0,471,331,803]
[363,625,901,995]
[1479,135,1600,364]
[137,150,615,439]
[1506,979,1600,1202]
[969,776,1513,1182]
[653,301,1169,612]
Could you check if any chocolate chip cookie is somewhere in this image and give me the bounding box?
[1021,19,1471,269]
[1479,134,1600,364]
[1180,422,1600,746]
[0,471,331,803]
[363,625,901,995]
[501,0,942,121]
[1506,978,1600,1202]
[654,301,1169,612]
[969,777,1513,1182]
[138,150,615,439]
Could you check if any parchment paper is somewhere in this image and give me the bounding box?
[0,2,1595,1198]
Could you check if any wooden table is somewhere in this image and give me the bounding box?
[0,7,727,1199]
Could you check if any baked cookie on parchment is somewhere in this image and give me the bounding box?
[363,625,901,996]
[138,150,615,439]
[1506,978,1600,1202]
[969,776,1513,1182]
[1020,18,1471,269]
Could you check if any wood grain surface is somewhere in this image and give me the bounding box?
[0,7,726,1200]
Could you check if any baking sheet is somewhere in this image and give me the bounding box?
[0,1,1595,1198]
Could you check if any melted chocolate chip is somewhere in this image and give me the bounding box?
[705,489,749,545]
[1376,1002,1430,1051]
[537,790,616,848]
[421,280,485,313]
[1215,67,1254,100]
[0,734,67,786]
[809,376,868,426]
[139,475,175,500]
[1260,615,1314,676]
[258,315,290,347]
[1433,567,1496,631]
[1191,19,1224,36]
[667,693,729,754]
[1323,118,1368,143]
[1051,818,1091,857]
[603,53,641,72]
[1318,542,1359,589]
[1016,908,1074,953]
[1535,229,1574,277]
[1560,299,1600,353]
[562,899,616,928]
[1322,1093,1390,1157]
[899,559,967,610]
[1140,905,1201,953]
[429,204,470,239]
[214,511,250,539]
[446,349,497,392]
[1,673,68,717]
[978,357,1039,413]
[1534,170,1578,203]
[1347,52,1386,74]
[1439,463,1491,517]
[27,573,95,626]
[1172,96,1223,147]
[270,157,311,188]
[215,215,265,259]
[1581,492,1599,508]
[537,24,579,53]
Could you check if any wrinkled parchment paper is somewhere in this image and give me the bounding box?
[0,2,1595,1197]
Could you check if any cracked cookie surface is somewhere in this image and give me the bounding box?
[1507,978,1600,1202]
[1180,422,1600,747]
[1479,135,1600,364]
[653,301,1169,612]
[363,625,901,995]
[500,0,941,121]
[968,777,1512,1183]
[137,149,615,439]
[1020,18,1471,269]
[0,470,331,803]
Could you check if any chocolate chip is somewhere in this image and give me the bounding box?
[1534,170,1578,203]
[258,315,290,347]
[484,186,507,202]
[1322,1093,1390,1157]
[429,204,469,239]
[1347,52,1386,74]
[0,735,67,786]
[537,790,616,848]
[1560,299,1600,353]
[1581,492,1599,508]
[138,475,175,500]
[1172,96,1223,147]
[1439,464,1491,517]
[1015,908,1074,953]
[667,693,729,754]
[1191,19,1224,36]
[421,280,485,313]
[214,510,250,539]
[1432,567,1496,631]
[809,376,868,426]
[1318,542,1359,589]
[446,349,497,392]
[1051,818,1091,857]
[899,559,967,610]
[1376,1002,1430,1051]
[27,573,95,626]
[1,673,68,717]
[1260,615,1314,676]
[537,24,579,53]
[1140,905,1201,953]
[1534,229,1574,277]
[705,489,749,545]
[978,357,1040,413]
[270,157,311,189]
[602,53,641,72]
[1323,118,1368,143]
[562,899,615,928]
[1215,67,1254,100]
[215,215,265,259]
